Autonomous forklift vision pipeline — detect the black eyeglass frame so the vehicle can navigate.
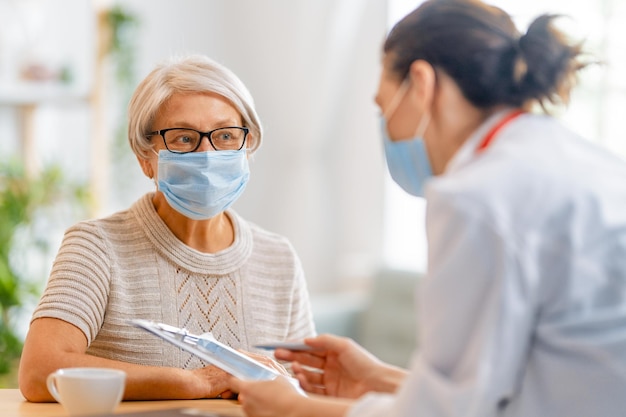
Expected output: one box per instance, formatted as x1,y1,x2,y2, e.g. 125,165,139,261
147,126,250,153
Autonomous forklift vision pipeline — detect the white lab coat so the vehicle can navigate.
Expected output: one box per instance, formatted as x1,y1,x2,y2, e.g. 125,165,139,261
349,110,626,417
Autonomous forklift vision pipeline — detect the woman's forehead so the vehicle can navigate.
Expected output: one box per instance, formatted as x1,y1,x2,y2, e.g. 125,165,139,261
154,92,242,127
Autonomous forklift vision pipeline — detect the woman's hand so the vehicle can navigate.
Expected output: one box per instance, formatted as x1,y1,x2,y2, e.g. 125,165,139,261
189,365,236,399
275,334,407,398
188,347,289,399
240,350,290,376
190,349,290,399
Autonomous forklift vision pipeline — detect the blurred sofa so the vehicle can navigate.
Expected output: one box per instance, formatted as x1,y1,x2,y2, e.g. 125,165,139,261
312,268,421,368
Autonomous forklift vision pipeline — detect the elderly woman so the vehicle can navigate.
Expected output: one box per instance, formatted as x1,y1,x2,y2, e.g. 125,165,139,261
19,55,315,401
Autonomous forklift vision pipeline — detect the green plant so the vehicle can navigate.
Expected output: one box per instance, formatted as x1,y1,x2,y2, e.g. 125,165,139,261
106,5,139,91
104,4,139,153
0,159,89,377
103,5,141,202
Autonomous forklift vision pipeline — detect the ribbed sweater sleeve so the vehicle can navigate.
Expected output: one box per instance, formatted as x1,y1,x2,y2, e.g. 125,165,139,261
34,221,112,342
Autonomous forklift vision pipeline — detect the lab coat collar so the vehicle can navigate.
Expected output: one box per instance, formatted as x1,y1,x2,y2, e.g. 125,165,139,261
444,107,519,174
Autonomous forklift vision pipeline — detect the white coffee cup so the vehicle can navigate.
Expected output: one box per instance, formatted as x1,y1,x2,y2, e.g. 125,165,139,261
46,367,126,416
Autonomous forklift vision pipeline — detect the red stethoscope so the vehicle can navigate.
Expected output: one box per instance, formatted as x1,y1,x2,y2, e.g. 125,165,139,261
475,109,525,153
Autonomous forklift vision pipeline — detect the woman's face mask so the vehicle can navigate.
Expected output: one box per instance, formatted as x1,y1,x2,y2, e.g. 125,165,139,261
155,149,250,220
380,79,432,197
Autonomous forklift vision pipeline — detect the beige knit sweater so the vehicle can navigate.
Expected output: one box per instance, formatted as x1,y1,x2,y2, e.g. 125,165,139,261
32,193,315,369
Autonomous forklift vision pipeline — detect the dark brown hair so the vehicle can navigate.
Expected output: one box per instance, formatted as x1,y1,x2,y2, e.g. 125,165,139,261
384,0,588,110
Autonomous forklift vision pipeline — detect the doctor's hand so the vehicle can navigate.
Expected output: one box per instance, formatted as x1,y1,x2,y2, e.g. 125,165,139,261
230,376,351,417
230,376,305,417
275,334,408,399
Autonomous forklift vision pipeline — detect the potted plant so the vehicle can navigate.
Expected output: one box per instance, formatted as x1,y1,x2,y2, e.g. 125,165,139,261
0,159,89,386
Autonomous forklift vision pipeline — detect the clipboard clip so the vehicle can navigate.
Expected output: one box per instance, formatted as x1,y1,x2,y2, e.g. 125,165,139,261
151,321,202,345
130,319,225,350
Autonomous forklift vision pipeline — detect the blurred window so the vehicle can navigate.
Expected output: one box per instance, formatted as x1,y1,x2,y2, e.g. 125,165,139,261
383,0,626,272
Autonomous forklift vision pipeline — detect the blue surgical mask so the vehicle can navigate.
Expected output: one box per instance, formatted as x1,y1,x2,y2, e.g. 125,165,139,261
381,118,432,197
156,149,249,220
381,80,433,197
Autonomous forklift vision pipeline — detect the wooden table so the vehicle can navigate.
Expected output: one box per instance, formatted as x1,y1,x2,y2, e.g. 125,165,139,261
0,389,244,417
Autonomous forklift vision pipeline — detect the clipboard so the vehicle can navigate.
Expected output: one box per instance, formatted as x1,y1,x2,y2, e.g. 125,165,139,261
130,319,280,381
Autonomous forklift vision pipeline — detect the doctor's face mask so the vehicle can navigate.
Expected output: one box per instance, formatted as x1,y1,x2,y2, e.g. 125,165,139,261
380,79,433,197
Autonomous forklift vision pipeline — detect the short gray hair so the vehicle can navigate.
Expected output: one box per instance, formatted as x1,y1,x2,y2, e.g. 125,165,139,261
128,54,263,158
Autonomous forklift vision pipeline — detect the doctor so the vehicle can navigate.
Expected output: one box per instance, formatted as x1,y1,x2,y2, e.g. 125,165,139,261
231,0,626,416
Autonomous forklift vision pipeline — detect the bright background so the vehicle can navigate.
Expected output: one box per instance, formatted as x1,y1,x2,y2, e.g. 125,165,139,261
1,0,625,366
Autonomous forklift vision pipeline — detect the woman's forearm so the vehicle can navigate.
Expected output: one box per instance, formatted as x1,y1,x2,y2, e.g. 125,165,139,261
20,350,213,402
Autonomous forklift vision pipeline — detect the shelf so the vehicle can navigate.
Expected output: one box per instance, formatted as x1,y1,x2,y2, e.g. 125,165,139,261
0,82,90,106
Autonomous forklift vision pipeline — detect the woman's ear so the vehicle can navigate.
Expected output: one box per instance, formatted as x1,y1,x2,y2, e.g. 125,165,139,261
137,154,155,179
407,60,436,111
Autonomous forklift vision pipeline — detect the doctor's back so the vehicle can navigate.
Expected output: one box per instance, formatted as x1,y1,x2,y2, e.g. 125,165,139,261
424,110,626,416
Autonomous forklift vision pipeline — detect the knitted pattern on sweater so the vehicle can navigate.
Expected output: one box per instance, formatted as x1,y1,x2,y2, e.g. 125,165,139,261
32,193,315,369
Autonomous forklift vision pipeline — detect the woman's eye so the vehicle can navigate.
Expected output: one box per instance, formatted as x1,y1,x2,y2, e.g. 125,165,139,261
171,134,193,144
216,132,233,141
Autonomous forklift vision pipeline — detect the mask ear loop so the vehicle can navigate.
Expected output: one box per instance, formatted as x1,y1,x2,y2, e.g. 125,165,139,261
384,78,431,140
149,148,159,186
414,112,430,138
383,79,411,121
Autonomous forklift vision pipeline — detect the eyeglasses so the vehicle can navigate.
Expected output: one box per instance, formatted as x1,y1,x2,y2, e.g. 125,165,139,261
148,126,249,153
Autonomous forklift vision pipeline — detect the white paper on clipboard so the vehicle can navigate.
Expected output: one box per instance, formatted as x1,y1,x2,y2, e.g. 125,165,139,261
130,319,280,381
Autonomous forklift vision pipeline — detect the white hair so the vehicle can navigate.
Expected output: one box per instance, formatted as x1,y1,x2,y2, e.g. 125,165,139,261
128,54,262,158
